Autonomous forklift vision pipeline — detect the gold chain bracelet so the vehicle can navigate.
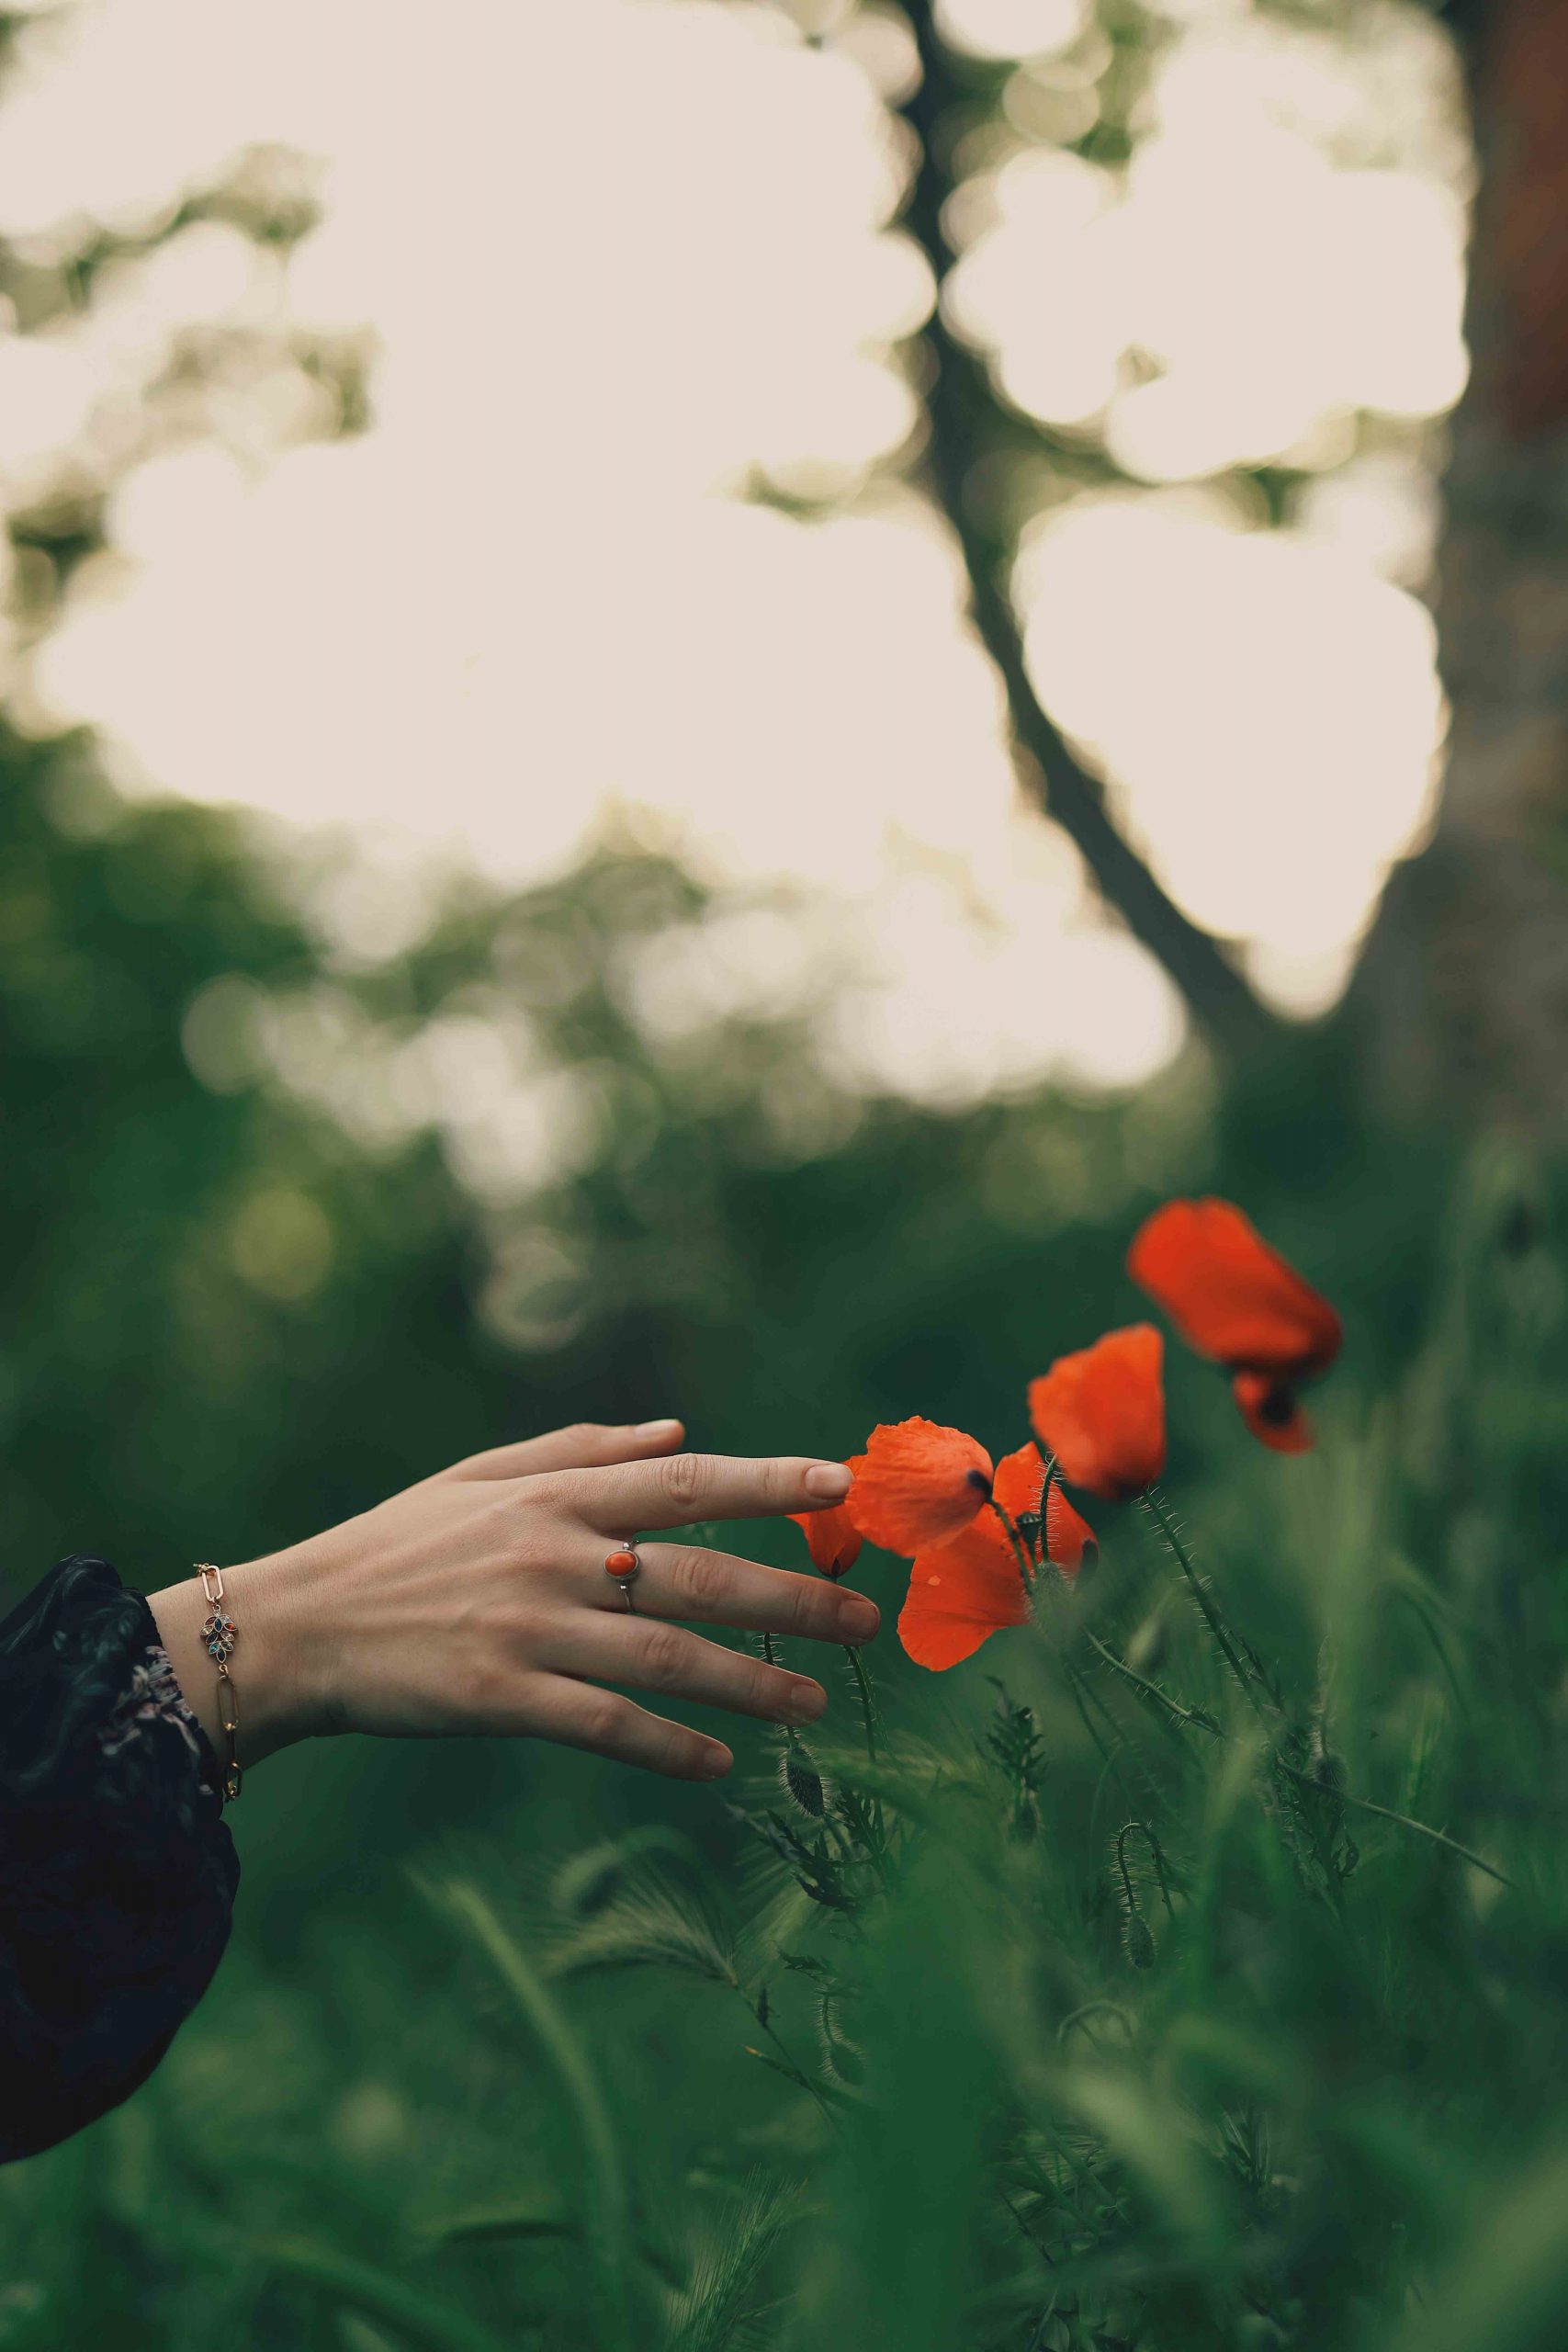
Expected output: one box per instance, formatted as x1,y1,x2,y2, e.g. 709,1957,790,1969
196,1563,243,1803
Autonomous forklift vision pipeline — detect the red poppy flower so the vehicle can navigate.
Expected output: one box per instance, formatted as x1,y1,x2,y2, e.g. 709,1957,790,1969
898,1442,1033,1670
1028,1325,1166,1500
1044,1484,1098,1575
1230,1372,1314,1454
1128,1197,1341,1453
788,1501,862,1580
845,1418,994,1556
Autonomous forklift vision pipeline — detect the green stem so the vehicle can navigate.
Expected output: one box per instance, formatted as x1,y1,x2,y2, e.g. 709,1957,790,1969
1277,1763,1516,1890
1140,1489,1270,1724
1063,1654,1135,1816
1117,1820,1177,1921
743,1989,840,2126
988,1496,1036,1589
1084,1628,1220,1741
844,1644,879,1762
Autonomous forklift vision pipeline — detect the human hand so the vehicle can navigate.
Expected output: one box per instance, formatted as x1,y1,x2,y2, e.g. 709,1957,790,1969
148,1419,874,1784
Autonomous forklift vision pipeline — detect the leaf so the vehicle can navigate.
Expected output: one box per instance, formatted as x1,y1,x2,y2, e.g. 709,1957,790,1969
661,2174,802,2352
545,1866,738,1986
416,1877,634,2352
243,2238,514,2352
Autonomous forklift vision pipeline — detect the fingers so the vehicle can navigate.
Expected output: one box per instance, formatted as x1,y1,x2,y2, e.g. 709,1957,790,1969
447,1419,685,1483
606,1543,879,1645
561,1451,852,1534
514,1674,734,1782
541,1613,828,1729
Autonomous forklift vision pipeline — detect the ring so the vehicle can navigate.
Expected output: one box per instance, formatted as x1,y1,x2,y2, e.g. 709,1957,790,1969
604,1543,642,1613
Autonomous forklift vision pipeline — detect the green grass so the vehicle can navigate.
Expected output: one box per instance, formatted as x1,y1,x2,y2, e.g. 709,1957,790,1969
5,1140,1568,2351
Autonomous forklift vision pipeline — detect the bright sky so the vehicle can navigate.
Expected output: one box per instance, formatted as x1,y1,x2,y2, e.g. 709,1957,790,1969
0,0,1469,1104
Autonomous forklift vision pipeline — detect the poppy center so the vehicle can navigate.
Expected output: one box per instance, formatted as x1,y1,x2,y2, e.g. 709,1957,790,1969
1256,1384,1295,1427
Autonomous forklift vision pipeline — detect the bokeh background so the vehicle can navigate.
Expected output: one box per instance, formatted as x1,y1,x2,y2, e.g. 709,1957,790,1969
4,0,1568,2346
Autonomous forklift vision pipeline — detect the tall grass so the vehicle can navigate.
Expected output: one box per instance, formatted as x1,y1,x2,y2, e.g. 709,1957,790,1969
3,1143,1566,2350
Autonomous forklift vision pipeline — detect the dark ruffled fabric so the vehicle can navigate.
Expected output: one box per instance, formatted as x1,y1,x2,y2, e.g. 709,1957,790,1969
0,1555,239,2164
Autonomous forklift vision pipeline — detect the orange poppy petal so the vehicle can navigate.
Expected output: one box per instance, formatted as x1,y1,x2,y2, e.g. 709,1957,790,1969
1128,1198,1341,1380
1029,1325,1166,1501
845,1419,994,1556
1231,1372,1314,1454
788,1502,863,1579
992,1442,1045,1526
897,1515,1030,1671
1044,1485,1098,1575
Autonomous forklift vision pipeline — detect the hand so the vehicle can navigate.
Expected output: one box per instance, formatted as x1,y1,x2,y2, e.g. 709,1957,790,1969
147,1419,875,1784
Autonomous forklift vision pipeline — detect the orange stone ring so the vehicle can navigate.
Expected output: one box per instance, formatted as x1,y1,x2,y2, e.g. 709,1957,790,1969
604,1543,642,1612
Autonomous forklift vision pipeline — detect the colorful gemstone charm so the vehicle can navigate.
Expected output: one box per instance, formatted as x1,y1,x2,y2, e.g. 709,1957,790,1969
202,1611,238,1663
604,1549,640,1580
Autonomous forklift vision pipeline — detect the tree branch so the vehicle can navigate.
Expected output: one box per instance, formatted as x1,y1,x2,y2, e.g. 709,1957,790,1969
895,3,1279,1062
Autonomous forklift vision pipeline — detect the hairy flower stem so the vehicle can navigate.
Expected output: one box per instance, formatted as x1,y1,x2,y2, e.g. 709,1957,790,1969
1063,1654,1139,1818
1117,1820,1176,1920
1140,1489,1271,1725
742,1990,840,2128
844,1645,879,1763
1276,1763,1517,1890
988,1498,1036,1589
1084,1628,1219,1742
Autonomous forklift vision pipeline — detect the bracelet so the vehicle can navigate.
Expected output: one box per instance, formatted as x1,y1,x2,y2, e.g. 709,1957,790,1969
197,1562,243,1803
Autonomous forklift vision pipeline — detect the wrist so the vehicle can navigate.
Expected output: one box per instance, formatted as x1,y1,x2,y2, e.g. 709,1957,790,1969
148,1548,328,1773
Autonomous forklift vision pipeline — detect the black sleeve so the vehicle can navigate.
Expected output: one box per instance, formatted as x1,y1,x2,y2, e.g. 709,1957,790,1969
0,1555,240,2164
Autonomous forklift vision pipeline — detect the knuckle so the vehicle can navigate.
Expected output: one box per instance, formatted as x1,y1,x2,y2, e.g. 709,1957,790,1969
463,1655,516,1718
660,1451,708,1510
528,1466,585,1517
578,1689,632,1750
786,1576,825,1635
560,1420,608,1453
675,1549,731,1609
750,1663,788,1713
637,1623,693,1687
656,1721,704,1779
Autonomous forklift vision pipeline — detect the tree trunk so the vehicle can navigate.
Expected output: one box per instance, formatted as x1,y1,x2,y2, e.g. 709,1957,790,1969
1355,0,1568,1133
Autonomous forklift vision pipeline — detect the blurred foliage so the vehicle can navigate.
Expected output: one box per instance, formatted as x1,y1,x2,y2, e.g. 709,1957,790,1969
6,3,1567,2347
6,713,1568,2350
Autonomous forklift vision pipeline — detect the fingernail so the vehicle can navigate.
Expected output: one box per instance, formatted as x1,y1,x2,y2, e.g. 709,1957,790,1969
700,1747,733,1780
786,1682,827,1724
803,1462,852,1499
636,1418,682,1437
839,1595,880,1641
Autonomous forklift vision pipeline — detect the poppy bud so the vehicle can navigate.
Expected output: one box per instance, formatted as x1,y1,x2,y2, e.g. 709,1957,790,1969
1122,1914,1156,1970
781,1741,826,1818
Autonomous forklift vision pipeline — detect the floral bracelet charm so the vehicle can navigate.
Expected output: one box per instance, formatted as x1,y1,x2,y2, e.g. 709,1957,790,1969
202,1610,237,1663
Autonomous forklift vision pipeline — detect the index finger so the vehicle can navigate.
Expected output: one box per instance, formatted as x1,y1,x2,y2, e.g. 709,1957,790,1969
557,1451,852,1534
